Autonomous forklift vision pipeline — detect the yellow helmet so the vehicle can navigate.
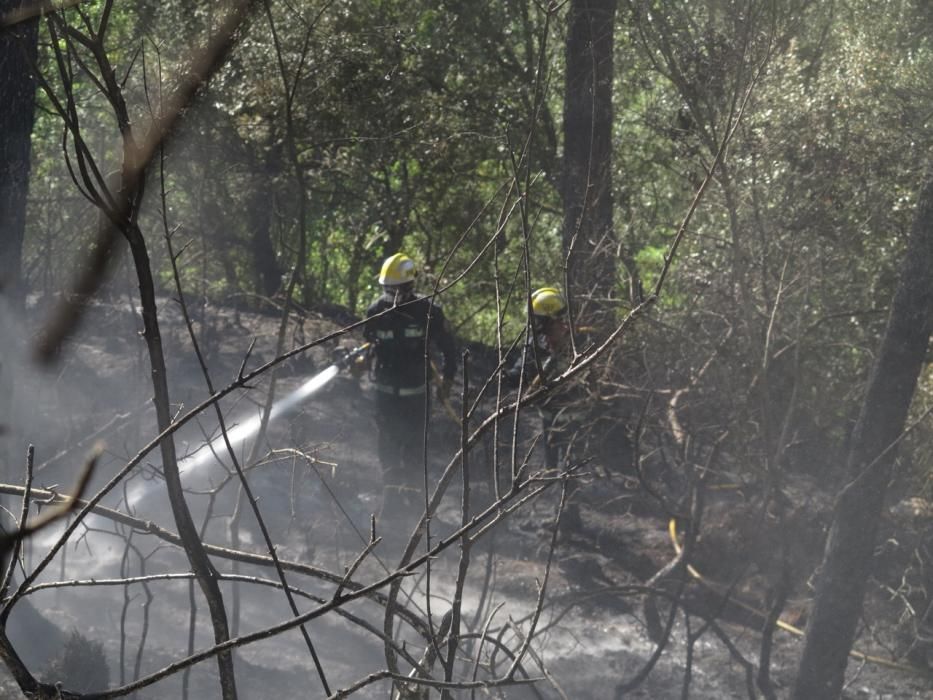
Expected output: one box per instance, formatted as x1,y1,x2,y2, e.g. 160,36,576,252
378,253,416,286
531,287,566,318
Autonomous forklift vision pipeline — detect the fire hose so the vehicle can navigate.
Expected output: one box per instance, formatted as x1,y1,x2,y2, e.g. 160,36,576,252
667,518,933,677
331,342,372,370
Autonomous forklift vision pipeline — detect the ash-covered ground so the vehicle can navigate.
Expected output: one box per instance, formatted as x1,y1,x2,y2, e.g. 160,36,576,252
0,297,929,699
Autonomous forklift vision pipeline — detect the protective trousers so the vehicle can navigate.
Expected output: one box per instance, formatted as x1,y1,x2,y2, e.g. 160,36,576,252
375,390,428,512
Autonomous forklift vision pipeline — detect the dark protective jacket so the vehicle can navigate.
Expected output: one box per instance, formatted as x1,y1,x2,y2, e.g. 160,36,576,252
504,326,592,470
506,331,559,387
364,292,458,395
504,327,586,418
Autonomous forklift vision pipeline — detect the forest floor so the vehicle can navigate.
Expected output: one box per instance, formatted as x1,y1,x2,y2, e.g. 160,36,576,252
1,297,931,699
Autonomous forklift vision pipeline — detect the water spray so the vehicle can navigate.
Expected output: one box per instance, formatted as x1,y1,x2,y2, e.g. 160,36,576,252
38,344,372,565
125,343,371,511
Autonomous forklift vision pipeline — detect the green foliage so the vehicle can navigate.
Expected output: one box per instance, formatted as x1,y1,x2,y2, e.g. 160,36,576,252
600,0,933,484
20,0,933,485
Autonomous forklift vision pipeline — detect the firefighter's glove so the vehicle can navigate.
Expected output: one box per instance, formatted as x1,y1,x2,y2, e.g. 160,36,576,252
436,377,453,403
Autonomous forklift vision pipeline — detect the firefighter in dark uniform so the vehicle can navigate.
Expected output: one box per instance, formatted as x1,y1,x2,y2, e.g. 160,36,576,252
505,286,590,533
364,253,458,515
505,287,581,470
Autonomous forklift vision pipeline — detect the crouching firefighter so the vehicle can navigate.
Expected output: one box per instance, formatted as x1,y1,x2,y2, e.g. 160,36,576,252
364,253,458,517
505,287,584,470
505,286,590,532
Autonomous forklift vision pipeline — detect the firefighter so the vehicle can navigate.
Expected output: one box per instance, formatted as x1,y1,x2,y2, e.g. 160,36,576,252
505,286,593,534
505,287,578,471
363,253,458,515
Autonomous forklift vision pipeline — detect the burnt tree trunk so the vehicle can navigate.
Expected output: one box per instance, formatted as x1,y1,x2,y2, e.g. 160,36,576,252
125,215,240,700
247,159,282,299
89,18,240,695
792,175,933,699
561,0,618,320
0,2,39,481
0,1,39,302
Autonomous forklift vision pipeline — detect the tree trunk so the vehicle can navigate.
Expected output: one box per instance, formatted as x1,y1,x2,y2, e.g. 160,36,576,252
0,2,39,481
108,48,241,698
0,1,39,303
561,0,618,320
248,162,282,299
124,214,239,699
792,175,933,699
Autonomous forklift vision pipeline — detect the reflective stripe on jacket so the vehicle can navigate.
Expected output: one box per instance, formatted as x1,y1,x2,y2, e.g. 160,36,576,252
363,293,458,392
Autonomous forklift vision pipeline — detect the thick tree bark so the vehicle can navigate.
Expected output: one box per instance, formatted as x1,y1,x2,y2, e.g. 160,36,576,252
0,1,39,303
561,0,618,319
792,175,933,699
